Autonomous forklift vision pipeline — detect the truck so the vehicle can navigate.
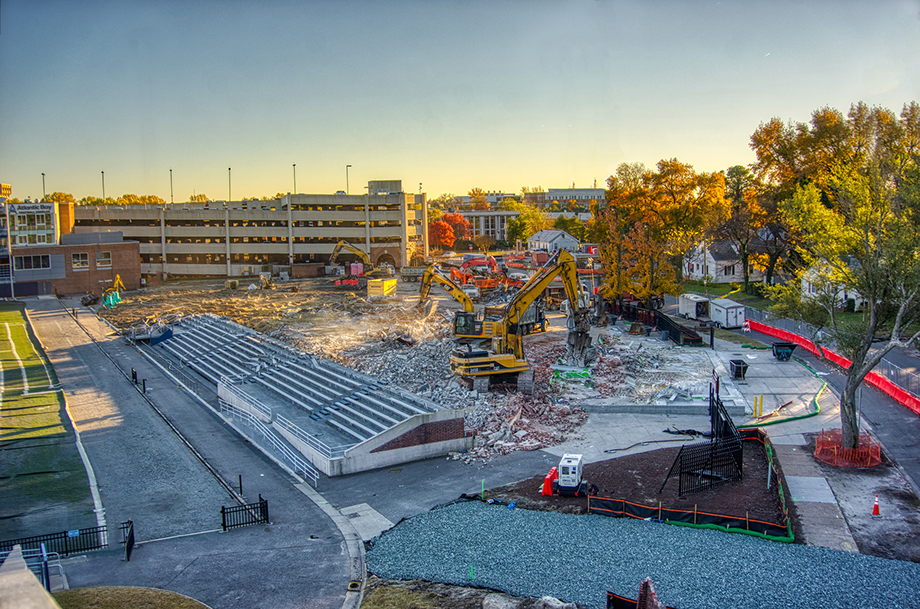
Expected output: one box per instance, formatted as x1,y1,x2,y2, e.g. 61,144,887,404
399,265,428,282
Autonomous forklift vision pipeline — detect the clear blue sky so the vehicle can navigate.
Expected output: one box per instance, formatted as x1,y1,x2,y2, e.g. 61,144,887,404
1,0,918,202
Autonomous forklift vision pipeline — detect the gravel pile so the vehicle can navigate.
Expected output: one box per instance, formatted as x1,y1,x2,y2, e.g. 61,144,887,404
366,500,920,609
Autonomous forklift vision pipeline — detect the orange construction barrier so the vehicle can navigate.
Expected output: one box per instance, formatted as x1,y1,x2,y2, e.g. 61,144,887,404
542,467,559,496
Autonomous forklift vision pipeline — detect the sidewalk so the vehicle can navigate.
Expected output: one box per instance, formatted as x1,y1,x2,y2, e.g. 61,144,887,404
25,298,355,609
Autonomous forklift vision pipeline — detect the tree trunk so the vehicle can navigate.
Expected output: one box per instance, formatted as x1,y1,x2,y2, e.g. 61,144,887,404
839,374,862,449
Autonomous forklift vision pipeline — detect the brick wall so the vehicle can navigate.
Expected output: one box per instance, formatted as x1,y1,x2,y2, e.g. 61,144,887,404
370,418,465,453
13,241,141,295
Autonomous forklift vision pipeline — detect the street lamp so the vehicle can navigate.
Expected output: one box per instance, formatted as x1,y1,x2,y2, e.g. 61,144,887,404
228,167,231,203
293,163,296,194
101,171,105,204
170,168,174,204
346,164,352,195
41,173,46,200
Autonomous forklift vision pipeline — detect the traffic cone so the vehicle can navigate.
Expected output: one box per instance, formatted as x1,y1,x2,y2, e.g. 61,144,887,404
872,494,880,516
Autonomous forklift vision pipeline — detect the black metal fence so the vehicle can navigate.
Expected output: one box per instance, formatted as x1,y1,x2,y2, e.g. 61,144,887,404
0,524,108,557
610,301,703,346
660,387,743,495
221,495,270,531
120,520,135,562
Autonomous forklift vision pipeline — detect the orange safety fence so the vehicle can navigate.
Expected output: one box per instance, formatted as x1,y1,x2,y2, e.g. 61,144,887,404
748,320,920,416
814,428,882,468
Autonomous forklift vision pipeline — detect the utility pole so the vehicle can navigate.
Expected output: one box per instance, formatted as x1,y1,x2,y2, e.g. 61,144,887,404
170,168,174,204
293,163,296,195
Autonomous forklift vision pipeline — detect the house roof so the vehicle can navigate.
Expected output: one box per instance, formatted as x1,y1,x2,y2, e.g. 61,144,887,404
527,229,578,243
708,241,740,261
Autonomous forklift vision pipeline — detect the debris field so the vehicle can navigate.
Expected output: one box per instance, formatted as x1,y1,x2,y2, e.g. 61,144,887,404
99,277,715,463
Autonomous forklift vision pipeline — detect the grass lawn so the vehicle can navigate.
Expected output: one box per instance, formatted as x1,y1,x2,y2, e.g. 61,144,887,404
0,301,96,541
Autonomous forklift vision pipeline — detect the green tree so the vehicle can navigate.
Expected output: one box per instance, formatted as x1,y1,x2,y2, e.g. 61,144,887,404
552,214,585,240
771,164,920,449
506,217,527,245
468,187,490,211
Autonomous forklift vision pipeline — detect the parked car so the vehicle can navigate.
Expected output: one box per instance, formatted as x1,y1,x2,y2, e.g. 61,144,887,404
442,250,457,258
460,283,481,300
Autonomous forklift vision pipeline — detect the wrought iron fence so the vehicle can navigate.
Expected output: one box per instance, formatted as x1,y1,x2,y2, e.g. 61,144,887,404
0,525,108,557
221,495,269,531
120,520,135,562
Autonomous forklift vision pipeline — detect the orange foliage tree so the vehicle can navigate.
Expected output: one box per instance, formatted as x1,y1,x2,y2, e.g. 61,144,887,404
428,220,456,249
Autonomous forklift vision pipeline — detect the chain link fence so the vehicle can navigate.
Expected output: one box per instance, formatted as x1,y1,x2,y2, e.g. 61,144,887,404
744,306,919,399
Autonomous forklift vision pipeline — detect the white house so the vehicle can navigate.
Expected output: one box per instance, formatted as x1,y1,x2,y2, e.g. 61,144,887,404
684,240,764,284
527,229,579,253
801,259,869,311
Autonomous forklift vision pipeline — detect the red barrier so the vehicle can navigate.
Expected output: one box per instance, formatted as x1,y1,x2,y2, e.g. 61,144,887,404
542,467,558,496
748,320,920,416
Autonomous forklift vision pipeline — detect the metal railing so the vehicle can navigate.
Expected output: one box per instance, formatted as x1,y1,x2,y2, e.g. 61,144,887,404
221,495,269,531
744,306,920,399
275,412,351,459
219,399,320,487
0,545,62,591
220,378,272,419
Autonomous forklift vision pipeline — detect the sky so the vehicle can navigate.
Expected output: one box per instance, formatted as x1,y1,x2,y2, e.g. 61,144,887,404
1,0,919,202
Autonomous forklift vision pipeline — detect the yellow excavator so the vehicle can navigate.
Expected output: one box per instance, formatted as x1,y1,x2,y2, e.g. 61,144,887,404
419,265,546,341
329,240,394,278
449,250,594,394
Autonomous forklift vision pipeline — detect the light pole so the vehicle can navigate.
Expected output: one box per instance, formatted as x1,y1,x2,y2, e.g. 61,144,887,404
41,173,46,200
169,168,174,204
101,171,105,204
293,163,296,194
346,164,352,195
228,167,231,203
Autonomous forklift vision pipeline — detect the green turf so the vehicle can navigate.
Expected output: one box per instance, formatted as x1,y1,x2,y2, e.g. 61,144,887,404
0,301,96,540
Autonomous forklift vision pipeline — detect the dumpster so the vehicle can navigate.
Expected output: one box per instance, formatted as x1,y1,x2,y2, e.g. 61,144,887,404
729,359,749,380
772,342,798,361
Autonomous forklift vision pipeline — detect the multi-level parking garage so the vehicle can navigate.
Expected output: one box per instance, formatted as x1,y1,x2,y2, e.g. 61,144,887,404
72,180,428,281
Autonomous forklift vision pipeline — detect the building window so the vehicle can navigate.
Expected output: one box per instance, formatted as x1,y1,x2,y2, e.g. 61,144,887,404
96,251,112,268
724,265,735,276
14,255,51,270
72,253,89,269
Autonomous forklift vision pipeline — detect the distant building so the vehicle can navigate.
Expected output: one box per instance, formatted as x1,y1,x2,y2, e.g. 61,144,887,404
1,195,141,297
527,229,580,253
457,191,519,205
72,181,428,281
523,188,604,209
683,240,765,284
458,209,519,242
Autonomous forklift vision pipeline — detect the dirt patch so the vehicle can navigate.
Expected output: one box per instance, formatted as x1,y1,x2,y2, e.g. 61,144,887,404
805,433,920,562
486,441,795,528
361,576,584,609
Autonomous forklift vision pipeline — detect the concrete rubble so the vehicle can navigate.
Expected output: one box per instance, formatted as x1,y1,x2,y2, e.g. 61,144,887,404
99,281,717,465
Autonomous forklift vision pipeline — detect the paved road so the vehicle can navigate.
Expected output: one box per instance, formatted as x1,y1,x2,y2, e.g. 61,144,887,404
27,299,351,609
740,326,920,495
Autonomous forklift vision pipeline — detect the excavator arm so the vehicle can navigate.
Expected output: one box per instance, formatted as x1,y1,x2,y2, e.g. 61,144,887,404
419,265,474,313
329,240,371,265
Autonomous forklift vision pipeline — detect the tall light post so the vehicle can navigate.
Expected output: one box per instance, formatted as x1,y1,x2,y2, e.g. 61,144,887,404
41,173,46,200
169,168,174,204
228,167,231,203
293,163,296,194
101,171,105,204
346,164,352,195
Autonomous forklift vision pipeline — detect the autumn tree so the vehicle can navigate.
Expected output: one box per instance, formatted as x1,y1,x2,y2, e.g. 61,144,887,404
597,163,647,303
503,198,550,238
468,187,490,211
472,234,495,253
428,220,456,249
441,212,471,241
711,165,768,292
189,193,209,203
45,192,76,204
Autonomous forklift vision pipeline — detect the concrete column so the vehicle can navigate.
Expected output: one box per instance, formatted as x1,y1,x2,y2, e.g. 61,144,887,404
159,207,167,280
225,206,231,276
286,194,294,265
421,194,429,261
364,194,371,255
400,194,408,267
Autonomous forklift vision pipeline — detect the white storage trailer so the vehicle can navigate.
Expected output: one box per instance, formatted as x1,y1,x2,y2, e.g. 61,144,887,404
709,298,746,329
678,293,710,320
